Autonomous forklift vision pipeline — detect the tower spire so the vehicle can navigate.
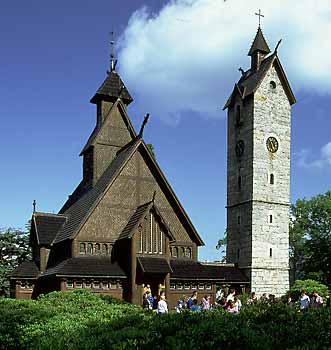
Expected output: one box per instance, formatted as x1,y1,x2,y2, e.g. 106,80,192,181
108,31,118,74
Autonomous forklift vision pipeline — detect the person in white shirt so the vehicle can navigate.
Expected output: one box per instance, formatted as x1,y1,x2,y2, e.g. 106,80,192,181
299,290,310,313
157,291,168,314
226,288,236,303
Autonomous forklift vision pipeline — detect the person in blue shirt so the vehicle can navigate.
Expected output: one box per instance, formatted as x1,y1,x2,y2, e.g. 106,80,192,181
190,299,201,312
187,291,197,310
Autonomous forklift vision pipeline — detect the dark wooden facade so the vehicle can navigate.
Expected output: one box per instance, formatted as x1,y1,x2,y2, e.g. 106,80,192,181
11,68,248,308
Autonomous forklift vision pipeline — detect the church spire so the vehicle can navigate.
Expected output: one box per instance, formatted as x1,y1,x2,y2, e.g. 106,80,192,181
248,10,271,71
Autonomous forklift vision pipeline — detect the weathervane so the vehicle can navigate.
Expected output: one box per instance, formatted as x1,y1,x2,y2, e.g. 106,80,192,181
255,9,264,27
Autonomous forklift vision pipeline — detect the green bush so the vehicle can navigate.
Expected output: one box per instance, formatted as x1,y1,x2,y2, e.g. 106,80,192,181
289,279,329,300
1,290,331,350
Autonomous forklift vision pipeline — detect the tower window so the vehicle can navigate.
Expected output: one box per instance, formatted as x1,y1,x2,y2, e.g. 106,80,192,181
87,243,93,255
237,215,241,225
79,243,86,255
238,176,242,190
269,248,273,257
270,173,274,185
269,215,273,224
237,248,240,259
235,105,241,125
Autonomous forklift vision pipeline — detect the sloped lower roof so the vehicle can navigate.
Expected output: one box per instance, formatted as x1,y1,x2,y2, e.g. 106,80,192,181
170,260,249,282
10,261,39,279
54,136,204,246
138,257,172,274
119,201,175,241
90,71,133,105
41,257,126,278
223,54,296,109
33,212,67,245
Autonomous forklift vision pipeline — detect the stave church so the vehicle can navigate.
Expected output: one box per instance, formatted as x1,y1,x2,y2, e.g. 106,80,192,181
11,20,295,306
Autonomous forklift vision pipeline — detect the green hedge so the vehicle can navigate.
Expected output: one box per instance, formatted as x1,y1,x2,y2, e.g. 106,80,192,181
1,290,331,350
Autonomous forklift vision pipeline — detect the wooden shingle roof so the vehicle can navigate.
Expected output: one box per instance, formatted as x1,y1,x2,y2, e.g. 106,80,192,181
138,257,173,274
10,261,39,279
248,26,271,56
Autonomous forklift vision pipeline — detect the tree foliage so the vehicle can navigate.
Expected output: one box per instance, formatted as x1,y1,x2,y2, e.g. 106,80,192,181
0,227,31,296
289,191,331,285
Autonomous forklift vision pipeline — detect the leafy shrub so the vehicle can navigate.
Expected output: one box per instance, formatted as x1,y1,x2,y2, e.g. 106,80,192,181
289,279,329,300
1,290,331,350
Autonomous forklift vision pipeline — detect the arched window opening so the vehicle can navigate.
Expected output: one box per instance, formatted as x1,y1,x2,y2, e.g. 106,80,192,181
80,243,86,255
102,244,108,255
138,226,143,253
109,244,113,256
87,243,93,255
186,248,192,259
270,173,274,185
181,247,185,257
159,231,163,254
95,243,101,255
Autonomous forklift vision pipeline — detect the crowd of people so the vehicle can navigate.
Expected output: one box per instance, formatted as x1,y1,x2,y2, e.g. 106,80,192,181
142,286,331,314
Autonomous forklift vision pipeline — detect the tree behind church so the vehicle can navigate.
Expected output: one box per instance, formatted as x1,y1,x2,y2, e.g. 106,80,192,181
0,227,31,296
289,191,331,285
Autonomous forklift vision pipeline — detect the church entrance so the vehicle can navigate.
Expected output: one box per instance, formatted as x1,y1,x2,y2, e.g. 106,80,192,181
143,275,165,298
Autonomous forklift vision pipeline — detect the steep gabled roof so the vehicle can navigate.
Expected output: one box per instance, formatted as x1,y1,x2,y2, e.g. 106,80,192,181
118,201,175,241
223,53,296,109
90,70,133,105
40,256,126,278
248,26,271,56
79,99,137,156
138,257,173,274
54,136,204,247
10,261,39,279
32,212,67,246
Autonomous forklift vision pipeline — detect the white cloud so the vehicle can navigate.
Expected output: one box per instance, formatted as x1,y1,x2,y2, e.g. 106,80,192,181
118,0,331,123
295,142,331,169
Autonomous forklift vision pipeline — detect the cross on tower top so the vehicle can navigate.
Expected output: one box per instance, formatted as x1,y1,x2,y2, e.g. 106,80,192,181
108,30,118,73
255,9,264,27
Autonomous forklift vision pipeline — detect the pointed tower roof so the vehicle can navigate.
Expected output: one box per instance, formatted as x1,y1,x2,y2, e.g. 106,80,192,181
90,70,133,105
248,26,271,56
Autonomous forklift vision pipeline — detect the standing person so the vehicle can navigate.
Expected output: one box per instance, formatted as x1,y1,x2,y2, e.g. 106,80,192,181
157,291,168,314
286,296,294,308
227,300,238,314
312,291,323,308
187,291,197,310
215,288,223,303
234,296,242,312
226,288,236,303
176,296,186,313
142,293,151,310
247,292,258,305
191,299,201,312
146,291,154,309
201,294,211,310
299,290,310,314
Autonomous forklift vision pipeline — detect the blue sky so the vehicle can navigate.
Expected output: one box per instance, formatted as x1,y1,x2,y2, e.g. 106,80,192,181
1,0,330,261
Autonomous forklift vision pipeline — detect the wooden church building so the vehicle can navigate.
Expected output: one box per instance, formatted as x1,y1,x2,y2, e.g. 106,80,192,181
10,40,249,308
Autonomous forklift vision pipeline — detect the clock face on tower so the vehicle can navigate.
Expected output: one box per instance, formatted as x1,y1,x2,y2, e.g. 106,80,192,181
266,136,279,153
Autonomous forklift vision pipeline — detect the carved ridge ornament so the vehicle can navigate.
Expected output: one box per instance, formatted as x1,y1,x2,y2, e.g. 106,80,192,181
266,136,279,153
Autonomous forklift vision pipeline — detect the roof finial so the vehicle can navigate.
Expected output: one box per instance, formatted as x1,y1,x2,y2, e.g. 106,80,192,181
255,9,264,28
108,30,118,74
274,39,282,53
33,200,36,213
138,113,150,137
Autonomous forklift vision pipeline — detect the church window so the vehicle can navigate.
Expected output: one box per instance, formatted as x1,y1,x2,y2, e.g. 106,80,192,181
270,173,274,185
149,213,153,253
159,231,163,254
186,248,192,259
109,244,113,256
102,244,108,255
170,247,173,257
93,281,100,289
138,226,143,253
143,217,148,253
76,281,82,288
269,215,273,224
206,284,212,290
238,176,242,190
184,283,190,290
170,282,176,290
270,81,276,90
154,222,158,253
237,248,240,259
87,243,93,255
198,284,205,290
84,281,91,288
95,243,101,255
270,248,273,257
177,283,183,290
237,215,241,225
80,243,86,255
173,247,178,258
66,280,73,288
181,247,185,257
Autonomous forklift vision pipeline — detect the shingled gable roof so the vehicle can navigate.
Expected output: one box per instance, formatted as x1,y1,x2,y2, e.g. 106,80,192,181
32,212,67,246
40,256,126,278
79,99,137,156
90,70,133,105
119,200,175,241
53,135,204,246
223,53,296,110
10,261,39,279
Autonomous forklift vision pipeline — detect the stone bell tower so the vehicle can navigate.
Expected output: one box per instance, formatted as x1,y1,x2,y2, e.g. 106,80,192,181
223,21,296,296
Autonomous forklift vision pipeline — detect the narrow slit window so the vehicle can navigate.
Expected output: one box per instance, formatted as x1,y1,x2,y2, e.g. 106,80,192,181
149,213,153,253
181,247,185,257
144,217,148,253
269,215,273,224
80,243,86,255
237,215,241,225
154,222,158,253
95,243,101,255
270,173,274,185
102,244,107,255
237,248,240,259
270,248,273,257
87,243,93,255
159,231,163,254
238,175,242,190
138,226,143,253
